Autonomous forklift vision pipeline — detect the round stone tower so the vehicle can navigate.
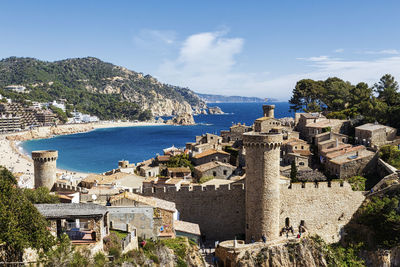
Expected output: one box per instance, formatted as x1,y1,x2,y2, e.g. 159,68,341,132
243,132,282,242
32,150,58,190
262,105,275,118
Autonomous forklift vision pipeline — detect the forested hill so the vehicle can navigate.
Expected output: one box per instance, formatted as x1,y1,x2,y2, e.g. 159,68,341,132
0,57,206,120
197,93,272,103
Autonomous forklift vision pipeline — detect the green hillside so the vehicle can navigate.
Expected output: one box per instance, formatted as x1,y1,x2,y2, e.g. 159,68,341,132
0,57,205,120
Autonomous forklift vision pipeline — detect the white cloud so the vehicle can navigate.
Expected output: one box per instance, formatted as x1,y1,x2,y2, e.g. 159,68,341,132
133,29,176,47
296,55,332,62
156,31,400,100
363,49,399,55
334,48,344,53
157,31,245,92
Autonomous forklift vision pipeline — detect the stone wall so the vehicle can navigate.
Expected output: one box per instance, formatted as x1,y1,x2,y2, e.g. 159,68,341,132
280,181,365,243
107,206,155,239
142,184,245,241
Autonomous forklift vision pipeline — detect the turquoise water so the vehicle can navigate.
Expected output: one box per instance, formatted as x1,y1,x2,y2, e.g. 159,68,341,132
22,102,293,173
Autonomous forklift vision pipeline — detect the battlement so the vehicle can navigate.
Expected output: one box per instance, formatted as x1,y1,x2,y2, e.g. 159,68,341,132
32,150,58,162
243,132,283,148
142,183,245,195
53,182,88,193
284,180,352,190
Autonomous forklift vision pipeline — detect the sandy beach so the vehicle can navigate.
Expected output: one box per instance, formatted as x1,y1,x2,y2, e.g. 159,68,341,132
0,121,162,188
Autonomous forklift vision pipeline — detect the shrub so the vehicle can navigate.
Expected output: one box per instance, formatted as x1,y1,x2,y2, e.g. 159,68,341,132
199,176,213,184
93,252,108,266
347,176,367,191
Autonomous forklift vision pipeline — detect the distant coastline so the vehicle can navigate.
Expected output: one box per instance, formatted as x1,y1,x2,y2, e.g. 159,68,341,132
197,93,276,103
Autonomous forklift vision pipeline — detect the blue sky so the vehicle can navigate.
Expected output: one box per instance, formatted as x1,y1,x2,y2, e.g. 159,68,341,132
1,0,400,100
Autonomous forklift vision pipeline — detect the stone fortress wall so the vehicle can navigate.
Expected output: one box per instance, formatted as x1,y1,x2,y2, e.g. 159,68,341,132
141,179,364,243
142,184,246,241
280,181,365,243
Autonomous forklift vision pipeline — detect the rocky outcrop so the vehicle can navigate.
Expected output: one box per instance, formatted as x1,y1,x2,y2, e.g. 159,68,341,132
166,113,195,125
235,239,329,267
361,246,400,267
124,238,205,267
208,106,224,114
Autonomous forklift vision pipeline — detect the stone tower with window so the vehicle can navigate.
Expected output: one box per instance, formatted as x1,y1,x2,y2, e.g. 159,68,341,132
243,124,283,241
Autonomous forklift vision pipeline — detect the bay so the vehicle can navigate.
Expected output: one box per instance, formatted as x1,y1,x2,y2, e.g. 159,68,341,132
22,102,293,173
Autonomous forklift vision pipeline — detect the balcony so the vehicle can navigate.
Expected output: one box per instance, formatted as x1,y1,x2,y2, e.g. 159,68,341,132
64,222,97,244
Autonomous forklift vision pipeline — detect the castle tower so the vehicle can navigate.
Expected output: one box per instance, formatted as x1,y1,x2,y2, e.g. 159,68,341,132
262,105,275,118
32,150,58,190
243,132,282,242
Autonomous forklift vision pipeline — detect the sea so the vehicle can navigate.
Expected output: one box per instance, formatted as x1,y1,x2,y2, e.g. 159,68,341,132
22,102,293,173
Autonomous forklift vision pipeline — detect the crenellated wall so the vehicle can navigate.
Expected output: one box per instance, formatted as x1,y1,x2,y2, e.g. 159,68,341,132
280,181,365,243
142,184,246,241
53,182,87,193
141,179,365,243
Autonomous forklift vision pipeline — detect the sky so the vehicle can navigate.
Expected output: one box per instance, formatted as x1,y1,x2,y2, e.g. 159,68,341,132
1,0,400,100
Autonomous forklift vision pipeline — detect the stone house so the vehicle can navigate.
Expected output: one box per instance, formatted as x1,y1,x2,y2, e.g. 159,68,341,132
35,203,109,254
295,112,326,139
315,132,349,151
192,149,230,166
355,123,397,148
109,192,177,239
186,133,223,155
194,161,236,180
167,167,192,180
253,117,282,133
156,155,171,166
139,163,159,178
303,119,350,144
220,123,252,143
281,138,312,167
323,145,377,178
320,143,352,158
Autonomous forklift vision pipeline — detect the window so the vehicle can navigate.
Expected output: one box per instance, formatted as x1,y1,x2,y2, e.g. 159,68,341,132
285,217,290,227
223,170,227,175
213,171,217,177
148,171,151,176
299,162,305,166
301,146,304,149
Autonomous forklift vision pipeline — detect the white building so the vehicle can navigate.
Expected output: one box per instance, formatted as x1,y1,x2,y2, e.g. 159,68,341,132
5,85,27,93
71,111,99,123
50,100,66,112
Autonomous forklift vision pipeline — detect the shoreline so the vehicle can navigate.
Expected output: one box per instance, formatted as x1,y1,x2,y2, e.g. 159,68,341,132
0,121,163,188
